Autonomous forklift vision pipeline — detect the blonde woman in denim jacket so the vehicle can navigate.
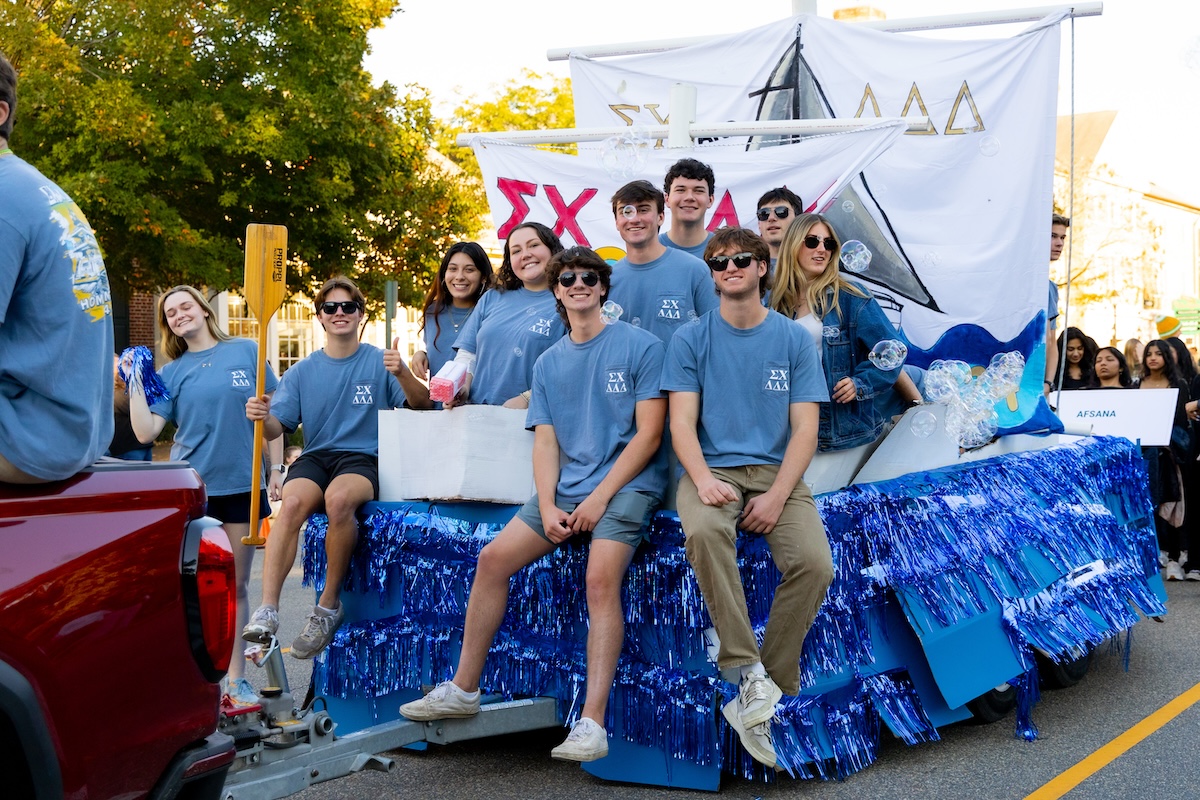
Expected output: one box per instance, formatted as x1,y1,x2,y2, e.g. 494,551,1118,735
770,213,908,451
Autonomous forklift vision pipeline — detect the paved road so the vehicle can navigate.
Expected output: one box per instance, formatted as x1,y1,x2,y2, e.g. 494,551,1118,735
235,557,1200,800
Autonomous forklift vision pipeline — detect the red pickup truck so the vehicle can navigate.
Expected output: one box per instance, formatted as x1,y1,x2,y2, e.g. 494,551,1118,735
0,461,237,799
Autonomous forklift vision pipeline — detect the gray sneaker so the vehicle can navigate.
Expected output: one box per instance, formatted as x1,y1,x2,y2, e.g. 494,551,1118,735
290,605,345,659
736,672,782,729
399,680,481,721
242,605,279,643
551,717,608,762
722,697,776,768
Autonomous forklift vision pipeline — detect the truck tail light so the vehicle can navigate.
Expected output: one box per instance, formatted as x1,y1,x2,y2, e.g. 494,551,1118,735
182,517,236,681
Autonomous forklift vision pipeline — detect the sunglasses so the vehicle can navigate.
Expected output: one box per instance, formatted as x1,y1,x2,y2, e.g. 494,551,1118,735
558,271,600,288
320,301,361,315
706,252,756,272
756,206,791,222
803,235,837,251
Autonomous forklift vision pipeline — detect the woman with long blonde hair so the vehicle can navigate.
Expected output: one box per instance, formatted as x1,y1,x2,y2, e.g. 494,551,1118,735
770,214,908,451
128,285,283,704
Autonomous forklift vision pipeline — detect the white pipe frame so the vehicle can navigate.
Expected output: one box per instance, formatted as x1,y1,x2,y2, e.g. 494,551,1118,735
544,2,1102,61
454,117,927,149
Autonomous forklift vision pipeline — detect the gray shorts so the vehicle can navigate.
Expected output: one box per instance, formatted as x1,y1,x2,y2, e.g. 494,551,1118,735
516,490,658,548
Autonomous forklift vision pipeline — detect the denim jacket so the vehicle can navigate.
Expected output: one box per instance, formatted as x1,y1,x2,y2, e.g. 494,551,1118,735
816,283,902,451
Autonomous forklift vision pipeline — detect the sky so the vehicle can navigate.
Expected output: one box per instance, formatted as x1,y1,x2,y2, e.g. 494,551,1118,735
364,0,1200,199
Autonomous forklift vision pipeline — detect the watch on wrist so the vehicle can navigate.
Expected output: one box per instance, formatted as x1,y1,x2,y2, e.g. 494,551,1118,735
271,464,286,474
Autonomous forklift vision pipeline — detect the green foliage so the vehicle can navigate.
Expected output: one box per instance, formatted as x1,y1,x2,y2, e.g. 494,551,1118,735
2,0,486,310
435,69,574,182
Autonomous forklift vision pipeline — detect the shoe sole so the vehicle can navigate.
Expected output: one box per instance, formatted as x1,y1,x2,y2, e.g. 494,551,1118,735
242,626,276,644
398,704,480,722
739,681,783,729
722,698,776,768
551,745,608,762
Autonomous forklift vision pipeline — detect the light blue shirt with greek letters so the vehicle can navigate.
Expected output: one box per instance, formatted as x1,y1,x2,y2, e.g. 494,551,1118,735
453,287,565,405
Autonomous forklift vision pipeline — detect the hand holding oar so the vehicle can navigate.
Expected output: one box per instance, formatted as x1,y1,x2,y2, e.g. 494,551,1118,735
241,223,287,546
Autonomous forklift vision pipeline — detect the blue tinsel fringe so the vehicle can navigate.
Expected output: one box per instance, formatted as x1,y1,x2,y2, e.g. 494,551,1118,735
302,436,1157,778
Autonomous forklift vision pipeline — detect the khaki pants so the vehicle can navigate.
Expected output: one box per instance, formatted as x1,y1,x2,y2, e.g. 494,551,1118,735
676,464,834,696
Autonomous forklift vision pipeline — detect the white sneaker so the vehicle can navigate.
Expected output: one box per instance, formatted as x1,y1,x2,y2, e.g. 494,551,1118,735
736,672,782,729
399,681,481,721
1186,570,1200,582
550,717,608,761
722,697,776,768
242,605,279,643
1166,561,1185,582
1159,550,1169,568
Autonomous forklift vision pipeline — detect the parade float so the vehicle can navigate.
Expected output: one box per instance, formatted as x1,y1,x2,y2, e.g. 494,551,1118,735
217,3,1166,795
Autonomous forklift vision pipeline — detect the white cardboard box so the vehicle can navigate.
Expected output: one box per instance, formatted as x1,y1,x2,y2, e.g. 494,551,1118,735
378,406,535,504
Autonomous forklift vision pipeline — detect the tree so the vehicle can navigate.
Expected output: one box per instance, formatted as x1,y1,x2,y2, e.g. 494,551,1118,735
435,69,575,183
2,0,485,310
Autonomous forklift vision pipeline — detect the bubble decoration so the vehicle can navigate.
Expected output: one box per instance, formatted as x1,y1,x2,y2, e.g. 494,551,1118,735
868,340,908,371
840,240,872,274
601,301,624,325
926,351,1026,449
910,408,938,438
978,135,1001,157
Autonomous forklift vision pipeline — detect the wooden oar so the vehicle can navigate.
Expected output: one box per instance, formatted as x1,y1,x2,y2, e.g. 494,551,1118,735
241,223,287,546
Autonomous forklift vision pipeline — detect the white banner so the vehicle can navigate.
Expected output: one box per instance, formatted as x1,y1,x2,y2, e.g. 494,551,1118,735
471,121,906,257
569,13,1064,433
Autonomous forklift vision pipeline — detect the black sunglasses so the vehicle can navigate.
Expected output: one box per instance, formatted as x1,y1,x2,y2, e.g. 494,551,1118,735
756,206,791,222
803,235,837,251
320,301,361,315
558,271,600,288
706,252,755,271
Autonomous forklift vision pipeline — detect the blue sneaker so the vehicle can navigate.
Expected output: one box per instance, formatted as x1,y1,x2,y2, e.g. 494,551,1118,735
226,677,258,706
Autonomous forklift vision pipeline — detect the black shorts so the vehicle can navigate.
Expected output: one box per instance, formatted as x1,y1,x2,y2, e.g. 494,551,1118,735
207,489,272,524
284,450,380,499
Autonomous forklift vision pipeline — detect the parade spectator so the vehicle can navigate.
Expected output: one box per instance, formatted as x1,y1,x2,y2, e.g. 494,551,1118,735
447,223,565,408
1044,214,1068,395
401,247,667,763
108,357,153,461
128,285,282,704
755,187,804,269
1124,338,1144,377
0,50,114,483
662,226,833,768
410,242,493,384
1091,347,1133,389
660,158,715,258
770,213,916,451
1167,336,1200,582
243,277,430,658
1138,339,1191,582
1054,327,1098,390
606,180,718,346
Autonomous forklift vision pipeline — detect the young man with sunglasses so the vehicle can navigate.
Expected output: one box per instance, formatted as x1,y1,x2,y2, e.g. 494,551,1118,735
607,179,719,346
244,276,430,658
661,158,717,258
755,187,805,269
662,227,833,768
401,247,667,764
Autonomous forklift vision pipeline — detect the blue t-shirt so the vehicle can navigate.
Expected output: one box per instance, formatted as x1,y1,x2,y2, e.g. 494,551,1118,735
453,287,565,405
527,322,667,502
0,152,114,480
659,230,713,260
662,310,827,467
608,248,719,345
424,304,475,379
151,338,278,496
1048,280,1059,326
270,344,405,456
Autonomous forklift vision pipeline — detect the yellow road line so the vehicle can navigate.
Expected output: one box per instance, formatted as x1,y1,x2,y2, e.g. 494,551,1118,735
1026,681,1200,799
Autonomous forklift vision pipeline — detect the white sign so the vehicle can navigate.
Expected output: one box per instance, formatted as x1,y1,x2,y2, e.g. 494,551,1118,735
1054,389,1178,446
378,406,535,504
471,121,906,255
